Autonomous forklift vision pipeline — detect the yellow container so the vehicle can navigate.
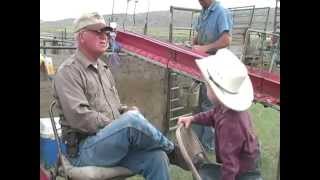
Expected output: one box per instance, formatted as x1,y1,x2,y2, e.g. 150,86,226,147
40,54,45,64
44,57,55,76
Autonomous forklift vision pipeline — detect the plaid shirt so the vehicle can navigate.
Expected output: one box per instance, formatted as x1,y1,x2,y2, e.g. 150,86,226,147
193,105,259,180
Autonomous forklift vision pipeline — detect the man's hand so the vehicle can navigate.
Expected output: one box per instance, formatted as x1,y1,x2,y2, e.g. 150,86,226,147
128,106,139,112
178,116,194,128
192,45,209,53
119,105,139,114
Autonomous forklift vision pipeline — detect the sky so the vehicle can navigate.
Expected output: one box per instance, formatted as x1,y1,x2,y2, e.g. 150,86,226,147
40,0,279,21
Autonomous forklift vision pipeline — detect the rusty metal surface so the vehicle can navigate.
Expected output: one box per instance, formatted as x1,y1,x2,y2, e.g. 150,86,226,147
116,30,280,105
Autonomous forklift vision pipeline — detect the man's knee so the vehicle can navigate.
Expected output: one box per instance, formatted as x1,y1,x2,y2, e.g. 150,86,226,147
148,150,169,167
122,111,147,127
154,150,169,161
139,150,170,180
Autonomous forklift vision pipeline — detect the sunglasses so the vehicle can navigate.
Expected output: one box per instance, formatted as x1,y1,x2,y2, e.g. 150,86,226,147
85,29,111,37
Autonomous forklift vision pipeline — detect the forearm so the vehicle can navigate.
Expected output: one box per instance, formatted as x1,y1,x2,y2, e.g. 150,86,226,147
66,106,111,134
192,109,215,126
192,35,198,45
205,33,231,51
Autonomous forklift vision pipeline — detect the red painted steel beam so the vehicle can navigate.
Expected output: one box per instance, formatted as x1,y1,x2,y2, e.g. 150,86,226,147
116,30,280,106
40,166,50,180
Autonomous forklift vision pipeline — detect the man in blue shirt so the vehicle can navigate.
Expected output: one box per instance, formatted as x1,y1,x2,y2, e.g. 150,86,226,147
193,0,233,54
192,0,233,151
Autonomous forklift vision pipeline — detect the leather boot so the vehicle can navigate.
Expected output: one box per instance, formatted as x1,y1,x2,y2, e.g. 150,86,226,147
168,144,190,171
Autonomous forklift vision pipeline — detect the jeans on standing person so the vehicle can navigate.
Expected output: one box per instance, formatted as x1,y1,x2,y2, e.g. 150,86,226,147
70,110,174,180
192,82,215,151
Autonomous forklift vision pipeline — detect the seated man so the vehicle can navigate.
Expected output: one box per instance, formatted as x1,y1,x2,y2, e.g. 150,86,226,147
53,12,187,180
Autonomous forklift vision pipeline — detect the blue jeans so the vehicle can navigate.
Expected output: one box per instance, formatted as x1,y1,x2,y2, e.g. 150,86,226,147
192,124,215,151
70,111,174,180
193,83,215,151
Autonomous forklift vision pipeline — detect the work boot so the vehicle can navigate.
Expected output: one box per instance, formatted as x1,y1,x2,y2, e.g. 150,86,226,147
168,144,190,171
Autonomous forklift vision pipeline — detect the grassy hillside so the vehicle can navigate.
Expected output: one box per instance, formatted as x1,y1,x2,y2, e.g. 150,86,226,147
40,8,278,34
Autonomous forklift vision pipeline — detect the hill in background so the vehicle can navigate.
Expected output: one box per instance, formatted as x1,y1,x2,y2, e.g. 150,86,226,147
41,8,277,33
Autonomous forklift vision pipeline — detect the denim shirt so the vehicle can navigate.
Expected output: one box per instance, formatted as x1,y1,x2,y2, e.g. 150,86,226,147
196,1,233,45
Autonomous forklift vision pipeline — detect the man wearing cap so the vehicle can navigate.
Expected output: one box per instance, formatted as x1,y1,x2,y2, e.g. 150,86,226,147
53,12,188,180
178,49,261,180
191,0,233,152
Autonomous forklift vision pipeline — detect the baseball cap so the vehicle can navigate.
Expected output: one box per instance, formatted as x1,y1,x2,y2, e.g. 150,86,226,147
73,12,112,33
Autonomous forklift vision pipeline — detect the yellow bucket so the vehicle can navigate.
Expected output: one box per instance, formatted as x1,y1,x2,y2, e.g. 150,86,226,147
40,54,45,64
44,57,55,76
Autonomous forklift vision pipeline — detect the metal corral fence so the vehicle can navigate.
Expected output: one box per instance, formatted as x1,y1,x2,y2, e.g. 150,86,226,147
167,5,278,58
168,5,276,41
40,4,279,47
241,29,280,73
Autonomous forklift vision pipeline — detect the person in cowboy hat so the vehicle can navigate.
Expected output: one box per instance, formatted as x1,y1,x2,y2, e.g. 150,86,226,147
191,0,233,153
178,49,262,180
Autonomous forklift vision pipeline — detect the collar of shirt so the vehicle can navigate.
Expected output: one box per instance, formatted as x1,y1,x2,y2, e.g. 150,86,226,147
75,50,110,70
215,104,231,114
92,63,98,69
201,1,220,20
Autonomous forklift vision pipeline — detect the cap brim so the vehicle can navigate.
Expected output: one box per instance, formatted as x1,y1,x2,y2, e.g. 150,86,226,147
85,23,113,32
195,55,254,111
101,26,113,31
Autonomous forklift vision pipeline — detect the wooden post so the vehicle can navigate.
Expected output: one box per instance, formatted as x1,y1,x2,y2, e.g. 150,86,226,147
64,28,67,40
144,0,150,35
189,12,194,41
164,69,172,135
169,6,173,42
52,37,58,54
264,7,270,31
43,41,46,55
273,0,280,33
249,6,255,27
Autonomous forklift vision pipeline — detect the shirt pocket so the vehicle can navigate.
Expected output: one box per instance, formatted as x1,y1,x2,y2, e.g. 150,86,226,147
101,68,118,95
85,75,100,104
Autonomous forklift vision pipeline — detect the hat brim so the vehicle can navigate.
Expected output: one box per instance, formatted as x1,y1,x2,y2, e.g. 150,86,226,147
195,55,254,111
84,23,113,32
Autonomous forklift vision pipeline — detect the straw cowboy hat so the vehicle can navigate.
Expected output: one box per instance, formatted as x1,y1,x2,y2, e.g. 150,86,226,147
195,48,254,111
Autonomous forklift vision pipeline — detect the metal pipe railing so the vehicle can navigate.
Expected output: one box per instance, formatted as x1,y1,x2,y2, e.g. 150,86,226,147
40,38,74,44
40,46,76,50
170,6,201,12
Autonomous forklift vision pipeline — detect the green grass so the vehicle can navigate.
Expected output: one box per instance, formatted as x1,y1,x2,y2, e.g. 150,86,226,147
128,165,193,180
250,103,280,180
128,103,280,180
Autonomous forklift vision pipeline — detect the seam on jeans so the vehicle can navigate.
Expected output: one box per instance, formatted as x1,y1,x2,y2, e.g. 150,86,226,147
81,126,160,150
